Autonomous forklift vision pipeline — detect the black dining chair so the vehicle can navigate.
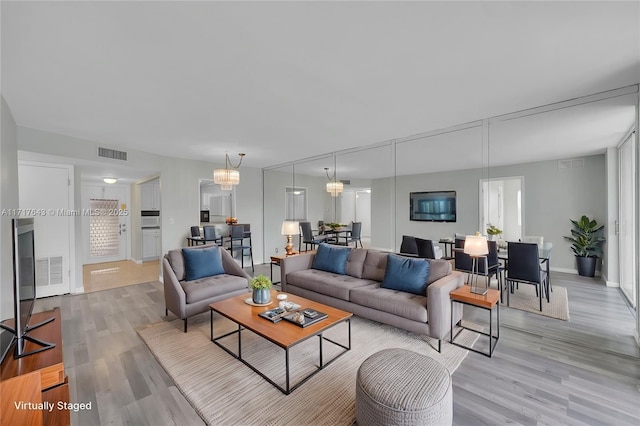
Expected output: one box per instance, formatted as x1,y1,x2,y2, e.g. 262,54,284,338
399,235,418,256
228,224,254,272
505,242,549,311
190,226,201,238
203,226,222,246
340,221,362,248
415,237,437,259
298,221,326,252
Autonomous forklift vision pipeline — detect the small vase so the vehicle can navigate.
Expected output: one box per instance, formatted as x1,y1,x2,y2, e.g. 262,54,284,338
487,234,495,241
252,288,271,304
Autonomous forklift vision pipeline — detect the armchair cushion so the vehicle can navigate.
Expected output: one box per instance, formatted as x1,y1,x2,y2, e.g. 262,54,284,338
381,254,430,295
182,246,224,281
312,243,352,275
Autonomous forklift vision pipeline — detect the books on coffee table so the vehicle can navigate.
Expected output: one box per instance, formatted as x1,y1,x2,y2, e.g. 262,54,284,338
258,303,302,323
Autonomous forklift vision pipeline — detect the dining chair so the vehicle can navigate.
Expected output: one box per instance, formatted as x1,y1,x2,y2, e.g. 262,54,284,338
228,224,254,272
415,237,436,259
203,226,222,246
342,221,363,248
505,242,549,311
298,221,326,252
455,238,503,298
190,226,201,238
522,236,544,247
399,235,418,256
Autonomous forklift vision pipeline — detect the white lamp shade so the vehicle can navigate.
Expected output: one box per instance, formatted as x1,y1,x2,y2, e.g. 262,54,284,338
464,234,488,256
281,221,300,235
326,181,343,197
213,168,240,190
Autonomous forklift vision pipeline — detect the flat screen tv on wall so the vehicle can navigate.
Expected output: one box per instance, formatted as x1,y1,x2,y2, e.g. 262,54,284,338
410,191,457,222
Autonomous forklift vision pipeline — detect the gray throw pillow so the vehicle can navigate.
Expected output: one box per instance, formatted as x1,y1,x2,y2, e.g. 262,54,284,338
426,259,452,285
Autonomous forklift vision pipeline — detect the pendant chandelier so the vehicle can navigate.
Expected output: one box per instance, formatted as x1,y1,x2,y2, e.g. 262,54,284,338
324,167,343,197
214,153,245,190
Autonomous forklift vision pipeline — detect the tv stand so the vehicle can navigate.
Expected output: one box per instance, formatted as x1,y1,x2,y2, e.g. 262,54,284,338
0,316,56,358
0,308,69,426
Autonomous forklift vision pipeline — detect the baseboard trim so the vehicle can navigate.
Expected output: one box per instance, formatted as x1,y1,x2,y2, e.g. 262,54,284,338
131,258,143,264
550,266,602,277
73,286,85,294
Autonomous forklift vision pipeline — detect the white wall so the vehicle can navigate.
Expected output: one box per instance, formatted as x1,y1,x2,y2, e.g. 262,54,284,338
0,96,19,320
16,127,265,275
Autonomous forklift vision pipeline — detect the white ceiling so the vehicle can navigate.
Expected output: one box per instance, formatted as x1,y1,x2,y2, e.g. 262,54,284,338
2,1,639,172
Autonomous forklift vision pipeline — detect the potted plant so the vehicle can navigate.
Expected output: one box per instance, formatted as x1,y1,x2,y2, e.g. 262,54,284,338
563,215,605,277
486,224,502,241
250,274,272,304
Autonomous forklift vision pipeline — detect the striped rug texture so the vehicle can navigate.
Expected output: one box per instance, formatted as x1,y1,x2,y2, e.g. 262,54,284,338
138,313,478,425
500,284,570,320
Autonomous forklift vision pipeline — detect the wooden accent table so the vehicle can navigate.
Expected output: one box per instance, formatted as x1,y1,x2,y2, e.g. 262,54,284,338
449,286,500,357
0,308,70,426
209,290,352,394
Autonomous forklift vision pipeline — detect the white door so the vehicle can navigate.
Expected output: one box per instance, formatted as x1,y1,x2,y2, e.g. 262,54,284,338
619,134,637,308
18,162,73,297
82,184,130,264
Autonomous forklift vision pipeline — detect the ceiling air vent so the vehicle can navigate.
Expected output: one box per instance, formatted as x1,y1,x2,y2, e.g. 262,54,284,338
558,158,584,170
98,147,128,161
340,179,351,185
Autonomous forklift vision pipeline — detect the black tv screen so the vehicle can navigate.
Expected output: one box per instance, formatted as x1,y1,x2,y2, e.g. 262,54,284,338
410,191,457,222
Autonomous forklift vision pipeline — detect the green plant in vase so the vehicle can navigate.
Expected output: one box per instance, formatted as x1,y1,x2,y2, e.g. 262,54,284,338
250,274,272,304
486,224,502,241
563,215,605,277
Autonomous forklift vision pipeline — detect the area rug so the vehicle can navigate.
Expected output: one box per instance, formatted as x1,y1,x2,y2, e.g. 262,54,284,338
499,284,570,320
138,314,478,426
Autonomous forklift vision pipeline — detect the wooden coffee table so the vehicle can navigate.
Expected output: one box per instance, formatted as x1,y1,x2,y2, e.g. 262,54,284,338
209,290,352,394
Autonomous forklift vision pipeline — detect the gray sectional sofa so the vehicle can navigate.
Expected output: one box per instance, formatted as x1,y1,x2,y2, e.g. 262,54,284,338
163,244,250,332
280,247,464,352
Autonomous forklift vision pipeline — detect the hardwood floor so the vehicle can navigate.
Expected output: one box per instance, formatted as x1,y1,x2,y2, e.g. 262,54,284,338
83,260,160,293
33,267,639,426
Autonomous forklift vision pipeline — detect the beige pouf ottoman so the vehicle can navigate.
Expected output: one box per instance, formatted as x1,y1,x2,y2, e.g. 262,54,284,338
355,348,453,425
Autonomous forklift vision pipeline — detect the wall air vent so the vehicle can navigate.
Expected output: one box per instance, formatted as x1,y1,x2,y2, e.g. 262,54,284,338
340,179,351,185
558,158,584,170
98,147,128,161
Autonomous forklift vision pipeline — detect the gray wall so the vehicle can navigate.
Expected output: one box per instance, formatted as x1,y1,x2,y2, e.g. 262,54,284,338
372,155,607,272
0,95,19,320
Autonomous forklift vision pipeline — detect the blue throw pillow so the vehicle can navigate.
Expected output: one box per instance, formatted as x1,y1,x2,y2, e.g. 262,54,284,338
381,254,431,295
182,246,225,281
311,243,352,275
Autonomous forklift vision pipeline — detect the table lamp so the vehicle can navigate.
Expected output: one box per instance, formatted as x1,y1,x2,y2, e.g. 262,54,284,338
464,232,489,295
281,221,300,256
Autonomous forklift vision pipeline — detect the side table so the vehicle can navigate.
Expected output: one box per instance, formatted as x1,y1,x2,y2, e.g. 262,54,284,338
449,286,500,357
270,252,299,284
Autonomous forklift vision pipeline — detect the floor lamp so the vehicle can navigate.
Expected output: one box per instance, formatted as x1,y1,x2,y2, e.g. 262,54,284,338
465,233,489,295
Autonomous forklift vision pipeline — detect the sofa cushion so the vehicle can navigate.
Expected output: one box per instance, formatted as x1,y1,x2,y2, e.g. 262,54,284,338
346,248,367,278
182,246,225,281
426,259,452,285
167,249,186,281
350,284,429,323
287,269,377,300
381,254,430,295
312,243,352,275
181,274,247,304
362,251,388,282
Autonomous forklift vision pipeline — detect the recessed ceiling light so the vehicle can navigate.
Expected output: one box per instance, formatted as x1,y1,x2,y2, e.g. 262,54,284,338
103,177,118,184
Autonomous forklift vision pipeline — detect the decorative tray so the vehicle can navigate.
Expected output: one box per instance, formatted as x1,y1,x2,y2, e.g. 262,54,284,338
244,298,273,307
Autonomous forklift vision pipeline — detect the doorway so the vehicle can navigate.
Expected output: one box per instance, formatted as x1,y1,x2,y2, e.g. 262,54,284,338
82,184,130,264
479,177,523,242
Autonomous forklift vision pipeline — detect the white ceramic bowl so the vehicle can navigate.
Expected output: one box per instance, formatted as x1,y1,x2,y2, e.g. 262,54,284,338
276,294,288,301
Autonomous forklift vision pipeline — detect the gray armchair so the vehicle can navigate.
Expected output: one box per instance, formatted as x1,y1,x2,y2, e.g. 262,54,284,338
163,244,250,332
